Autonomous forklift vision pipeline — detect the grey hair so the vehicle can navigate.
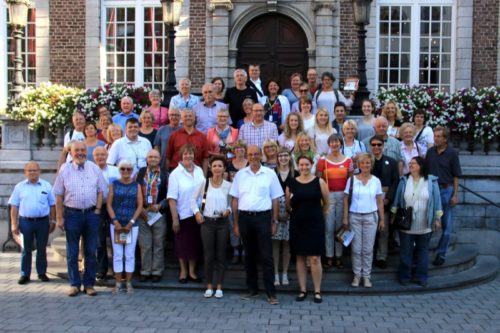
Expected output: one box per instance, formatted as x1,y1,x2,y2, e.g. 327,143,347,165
234,68,248,79
118,159,134,169
121,96,134,104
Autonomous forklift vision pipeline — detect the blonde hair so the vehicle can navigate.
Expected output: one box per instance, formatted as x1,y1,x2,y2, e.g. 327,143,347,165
262,139,279,162
313,107,334,134
357,153,374,168
140,110,155,122
381,101,403,121
283,112,304,139
342,119,358,134
399,122,416,137
106,123,123,143
295,132,316,154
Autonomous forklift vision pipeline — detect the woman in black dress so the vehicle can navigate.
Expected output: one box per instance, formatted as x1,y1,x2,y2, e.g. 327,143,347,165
286,155,329,303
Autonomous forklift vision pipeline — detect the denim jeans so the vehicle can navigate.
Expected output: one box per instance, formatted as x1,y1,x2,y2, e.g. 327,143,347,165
64,210,100,288
398,231,432,283
19,217,49,277
96,210,110,275
436,187,454,259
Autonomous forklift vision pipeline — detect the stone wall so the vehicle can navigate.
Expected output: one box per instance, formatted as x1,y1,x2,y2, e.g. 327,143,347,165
471,0,499,87
49,0,86,88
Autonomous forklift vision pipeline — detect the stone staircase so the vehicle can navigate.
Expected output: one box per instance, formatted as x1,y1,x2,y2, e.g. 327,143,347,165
48,231,499,294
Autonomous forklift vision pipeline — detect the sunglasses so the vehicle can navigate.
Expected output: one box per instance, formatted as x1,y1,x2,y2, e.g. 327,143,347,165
120,167,133,171
299,89,308,92
371,143,383,147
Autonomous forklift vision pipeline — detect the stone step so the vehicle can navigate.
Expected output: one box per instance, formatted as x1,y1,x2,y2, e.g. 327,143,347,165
48,252,498,295
47,233,493,294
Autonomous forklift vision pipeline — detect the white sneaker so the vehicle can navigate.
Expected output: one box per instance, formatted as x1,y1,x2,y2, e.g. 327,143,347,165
214,289,223,298
351,276,360,287
204,289,214,298
281,274,289,286
363,277,372,288
274,274,280,286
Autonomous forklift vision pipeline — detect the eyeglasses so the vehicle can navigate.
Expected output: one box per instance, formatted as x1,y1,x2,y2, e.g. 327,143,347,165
299,89,308,92
120,167,133,172
278,154,290,158
371,143,383,147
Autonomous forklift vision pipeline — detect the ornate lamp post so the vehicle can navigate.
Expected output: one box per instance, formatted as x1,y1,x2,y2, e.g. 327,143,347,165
351,0,372,115
161,0,183,106
6,0,31,106
2,0,30,253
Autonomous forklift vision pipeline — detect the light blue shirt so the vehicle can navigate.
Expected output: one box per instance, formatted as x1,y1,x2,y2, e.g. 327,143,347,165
100,165,120,200
169,94,200,110
193,101,230,134
112,112,140,131
8,178,55,218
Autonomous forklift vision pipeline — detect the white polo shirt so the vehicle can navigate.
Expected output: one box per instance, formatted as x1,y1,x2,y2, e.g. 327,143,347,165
167,164,205,220
106,135,152,175
229,165,284,211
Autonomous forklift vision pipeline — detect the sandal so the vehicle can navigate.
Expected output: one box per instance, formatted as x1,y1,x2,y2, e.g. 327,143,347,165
335,258,344,269
323,259,333,269
313,292,322,304
295,291,308,302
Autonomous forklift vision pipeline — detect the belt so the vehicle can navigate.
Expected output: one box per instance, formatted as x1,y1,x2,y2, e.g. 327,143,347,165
204,216,226,223
350,211,377,215
64,206,96,213
20,216,49,221
439,183,452,189
239,210,271,216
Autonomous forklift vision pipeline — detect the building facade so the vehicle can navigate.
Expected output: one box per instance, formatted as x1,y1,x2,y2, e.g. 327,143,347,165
1,0,499,108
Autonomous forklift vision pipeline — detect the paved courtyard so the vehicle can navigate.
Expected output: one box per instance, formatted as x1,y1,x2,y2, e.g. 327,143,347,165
0,252,498,333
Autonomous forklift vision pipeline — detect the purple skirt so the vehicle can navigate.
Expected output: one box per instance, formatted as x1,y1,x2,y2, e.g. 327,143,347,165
174,216,201,260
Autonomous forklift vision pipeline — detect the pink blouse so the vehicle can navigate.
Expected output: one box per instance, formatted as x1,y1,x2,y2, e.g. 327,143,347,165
146,106,169,129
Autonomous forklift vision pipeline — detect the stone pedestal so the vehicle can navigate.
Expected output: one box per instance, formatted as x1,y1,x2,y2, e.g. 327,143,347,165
0,116,31,150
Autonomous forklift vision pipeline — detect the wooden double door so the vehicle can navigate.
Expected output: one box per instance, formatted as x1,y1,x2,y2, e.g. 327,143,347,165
237,14,309,89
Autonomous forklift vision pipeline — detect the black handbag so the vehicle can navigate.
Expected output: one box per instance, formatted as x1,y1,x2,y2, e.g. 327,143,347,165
394,206,413,230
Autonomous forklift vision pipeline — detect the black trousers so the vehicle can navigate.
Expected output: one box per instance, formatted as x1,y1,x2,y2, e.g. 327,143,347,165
238,211,276,296
96,210,110,274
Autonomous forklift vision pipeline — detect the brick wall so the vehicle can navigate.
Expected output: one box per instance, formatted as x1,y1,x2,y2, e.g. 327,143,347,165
189,0,206,90
49,0,86,88
339,0,359,81
471,0,499,87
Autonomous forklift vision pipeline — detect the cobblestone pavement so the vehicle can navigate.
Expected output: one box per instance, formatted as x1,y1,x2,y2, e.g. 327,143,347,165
0,253,498,333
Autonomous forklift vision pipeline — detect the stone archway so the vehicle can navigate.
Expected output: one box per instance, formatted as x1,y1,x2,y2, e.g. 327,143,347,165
236,13,309,89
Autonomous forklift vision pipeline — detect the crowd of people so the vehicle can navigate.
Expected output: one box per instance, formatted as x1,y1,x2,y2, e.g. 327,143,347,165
8,66,462,305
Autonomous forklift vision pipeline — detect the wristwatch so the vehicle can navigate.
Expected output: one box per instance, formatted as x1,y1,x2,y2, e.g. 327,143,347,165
129,219,135,224
273,220,279,225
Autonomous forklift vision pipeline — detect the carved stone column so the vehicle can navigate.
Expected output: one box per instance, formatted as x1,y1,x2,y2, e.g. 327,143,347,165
207,0,233,84
313,1,338,77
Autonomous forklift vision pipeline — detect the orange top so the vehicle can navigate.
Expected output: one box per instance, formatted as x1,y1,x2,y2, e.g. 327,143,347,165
317,156,352,192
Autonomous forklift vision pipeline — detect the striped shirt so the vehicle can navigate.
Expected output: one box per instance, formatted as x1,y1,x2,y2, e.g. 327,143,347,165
317,157,352,192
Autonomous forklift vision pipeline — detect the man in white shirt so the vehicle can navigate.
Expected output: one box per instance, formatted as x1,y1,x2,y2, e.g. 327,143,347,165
230,145,283,305
107,118,152,176
57,112,86,170
247,64,267,105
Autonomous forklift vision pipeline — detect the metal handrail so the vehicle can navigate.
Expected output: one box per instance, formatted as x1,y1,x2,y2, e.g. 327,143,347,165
2,204,21,253
459,184,500,209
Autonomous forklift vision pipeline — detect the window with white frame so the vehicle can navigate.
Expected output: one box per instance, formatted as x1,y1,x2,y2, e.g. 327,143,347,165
377,2,454,92
6,8,36,92
103,3,167,89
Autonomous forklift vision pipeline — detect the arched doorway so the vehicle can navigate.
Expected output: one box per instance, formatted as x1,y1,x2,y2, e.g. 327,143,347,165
237,14,308,89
